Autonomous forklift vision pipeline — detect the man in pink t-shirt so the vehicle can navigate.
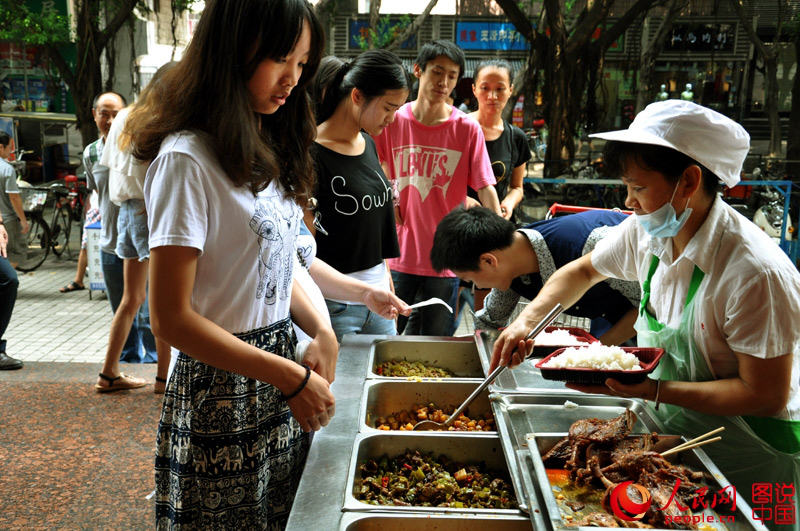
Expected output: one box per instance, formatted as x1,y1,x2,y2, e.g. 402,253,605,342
375,39,501,336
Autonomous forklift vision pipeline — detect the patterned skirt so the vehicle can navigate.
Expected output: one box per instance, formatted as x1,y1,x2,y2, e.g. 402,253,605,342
154,318,309,530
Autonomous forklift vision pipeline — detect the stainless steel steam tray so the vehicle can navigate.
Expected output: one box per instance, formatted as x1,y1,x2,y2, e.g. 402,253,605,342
489,393,666,531
527,432,767,531
342,432,523,517
338,512,533,530
367,336,485,380
359,380,495,433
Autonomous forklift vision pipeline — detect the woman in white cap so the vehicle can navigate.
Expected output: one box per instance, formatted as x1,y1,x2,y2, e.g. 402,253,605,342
491,100,800,521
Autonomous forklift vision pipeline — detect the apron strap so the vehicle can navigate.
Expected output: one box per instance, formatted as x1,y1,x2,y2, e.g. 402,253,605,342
639,255,663,330
640,255,704,332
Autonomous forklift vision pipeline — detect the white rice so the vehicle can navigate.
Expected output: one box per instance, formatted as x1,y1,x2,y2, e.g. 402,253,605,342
542,343,641,370
534,329,587,346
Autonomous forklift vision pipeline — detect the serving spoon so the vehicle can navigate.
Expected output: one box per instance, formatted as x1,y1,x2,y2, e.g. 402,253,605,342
412,303,563,431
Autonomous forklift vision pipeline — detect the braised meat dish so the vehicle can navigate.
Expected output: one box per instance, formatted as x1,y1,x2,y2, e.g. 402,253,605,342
542,411,714,529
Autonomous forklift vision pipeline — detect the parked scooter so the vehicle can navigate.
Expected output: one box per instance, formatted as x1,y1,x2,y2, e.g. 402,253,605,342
752,187,794,243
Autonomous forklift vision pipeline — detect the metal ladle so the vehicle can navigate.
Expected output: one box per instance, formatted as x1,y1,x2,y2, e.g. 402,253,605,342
412,303,563,431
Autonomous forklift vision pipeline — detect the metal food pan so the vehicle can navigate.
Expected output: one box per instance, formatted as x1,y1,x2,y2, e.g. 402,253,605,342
527,432,767,531
343,432,522,516
339,512,533,530
368,337,484,379
360,380,495,432
490,393,665,450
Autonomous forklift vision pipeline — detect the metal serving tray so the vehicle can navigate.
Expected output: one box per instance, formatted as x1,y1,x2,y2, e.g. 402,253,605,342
527,432,767,531
490,393,665,448
475,330,593,393
368,336,485,380
339,512,533,530
490,393,665,531
360,380,495,433
343,432,522,516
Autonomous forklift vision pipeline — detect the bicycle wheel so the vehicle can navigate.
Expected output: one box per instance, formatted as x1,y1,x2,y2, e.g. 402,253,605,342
16,215,51,272
50,205,72,257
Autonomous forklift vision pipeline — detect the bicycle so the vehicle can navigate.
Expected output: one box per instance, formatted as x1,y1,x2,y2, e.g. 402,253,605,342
15,187,51,272
45,174,88,259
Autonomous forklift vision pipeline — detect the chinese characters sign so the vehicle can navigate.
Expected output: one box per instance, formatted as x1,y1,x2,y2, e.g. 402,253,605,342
455,22,529,51
752,483,796,526
665,23,736,52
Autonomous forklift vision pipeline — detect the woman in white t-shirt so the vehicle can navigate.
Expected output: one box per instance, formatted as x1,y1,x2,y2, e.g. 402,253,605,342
310,50,410,342
125,1,335,528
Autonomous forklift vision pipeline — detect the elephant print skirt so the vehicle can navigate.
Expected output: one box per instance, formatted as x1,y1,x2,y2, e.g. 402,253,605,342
154,318,310,530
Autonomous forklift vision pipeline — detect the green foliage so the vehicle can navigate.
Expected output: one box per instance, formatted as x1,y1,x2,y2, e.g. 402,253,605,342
357,14,411,49
0,1,70,45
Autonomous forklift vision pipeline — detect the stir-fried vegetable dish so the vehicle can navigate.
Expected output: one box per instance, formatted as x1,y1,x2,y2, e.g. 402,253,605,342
373,403,495,431
356,450,517,509
375,359,454,378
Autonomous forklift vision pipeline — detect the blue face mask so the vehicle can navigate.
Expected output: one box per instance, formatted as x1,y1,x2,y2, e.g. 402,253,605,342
637,181,692,238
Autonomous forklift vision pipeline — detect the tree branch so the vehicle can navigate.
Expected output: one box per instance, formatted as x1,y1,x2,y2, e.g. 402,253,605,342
96,0,139,50
597,0,661,51
729,0,771,59
386,0,438,51
494,0,534,42
44,44,76,88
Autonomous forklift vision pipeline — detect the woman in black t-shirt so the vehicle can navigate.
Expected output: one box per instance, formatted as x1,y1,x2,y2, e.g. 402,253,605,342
469,59,531,221
311,50,410,341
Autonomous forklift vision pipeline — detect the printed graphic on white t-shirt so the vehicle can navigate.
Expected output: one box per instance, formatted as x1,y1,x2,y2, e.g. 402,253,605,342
390,144,462,201
249,195,297,305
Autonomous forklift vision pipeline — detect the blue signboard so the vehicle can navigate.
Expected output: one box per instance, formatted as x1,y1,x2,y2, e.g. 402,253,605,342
349,19,417,50
456,22,529,51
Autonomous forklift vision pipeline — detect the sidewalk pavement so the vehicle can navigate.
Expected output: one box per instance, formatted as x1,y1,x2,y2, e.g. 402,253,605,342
9,253,112,363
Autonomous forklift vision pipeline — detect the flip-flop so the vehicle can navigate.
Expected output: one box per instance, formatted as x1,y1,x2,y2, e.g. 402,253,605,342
60,281,85,293
95,372,147,393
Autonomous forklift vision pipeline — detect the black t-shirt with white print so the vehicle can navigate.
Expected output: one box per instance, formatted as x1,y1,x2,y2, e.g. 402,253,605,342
312,132,400,274
485,121,531,199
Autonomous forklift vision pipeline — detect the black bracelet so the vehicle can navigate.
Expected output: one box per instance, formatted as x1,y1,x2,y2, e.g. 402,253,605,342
282,364,311,400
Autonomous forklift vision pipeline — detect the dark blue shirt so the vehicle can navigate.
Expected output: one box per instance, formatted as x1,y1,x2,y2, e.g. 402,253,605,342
511,210,634,331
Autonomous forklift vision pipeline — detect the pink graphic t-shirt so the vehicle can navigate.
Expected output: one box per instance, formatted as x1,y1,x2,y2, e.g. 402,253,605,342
375,103,495,277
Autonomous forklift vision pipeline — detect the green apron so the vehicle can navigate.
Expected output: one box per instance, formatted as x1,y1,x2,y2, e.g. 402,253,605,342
638,255,800,530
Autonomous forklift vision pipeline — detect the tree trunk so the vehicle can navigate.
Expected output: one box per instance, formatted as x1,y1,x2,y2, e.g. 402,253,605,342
787,37,800,179
368,0,381,49
764,53,782,156
636,0,687,112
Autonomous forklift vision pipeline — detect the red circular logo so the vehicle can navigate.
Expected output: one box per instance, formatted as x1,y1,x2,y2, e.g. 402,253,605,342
610,481,652,521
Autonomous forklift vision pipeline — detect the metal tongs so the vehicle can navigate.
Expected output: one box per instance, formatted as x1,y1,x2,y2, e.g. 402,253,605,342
412,303,563,431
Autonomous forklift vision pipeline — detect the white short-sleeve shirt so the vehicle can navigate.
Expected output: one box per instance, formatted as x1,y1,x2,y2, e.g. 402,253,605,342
101,107,149,205
591,196,800,420
145,131,301,333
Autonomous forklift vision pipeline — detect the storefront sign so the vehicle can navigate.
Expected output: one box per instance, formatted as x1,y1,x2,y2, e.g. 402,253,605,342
665,23,736,53
455,22,529,51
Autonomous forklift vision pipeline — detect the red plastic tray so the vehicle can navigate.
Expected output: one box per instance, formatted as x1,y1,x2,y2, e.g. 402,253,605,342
534,346,665,385
530,326,599,358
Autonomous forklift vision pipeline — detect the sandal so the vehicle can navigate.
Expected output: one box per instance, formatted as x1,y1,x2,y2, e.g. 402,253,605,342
154,376,167,395
60,281,85,293
95,372,147,393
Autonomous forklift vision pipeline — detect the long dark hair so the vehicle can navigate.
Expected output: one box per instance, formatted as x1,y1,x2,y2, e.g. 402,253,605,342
314,50,408,124
126,0,324,200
